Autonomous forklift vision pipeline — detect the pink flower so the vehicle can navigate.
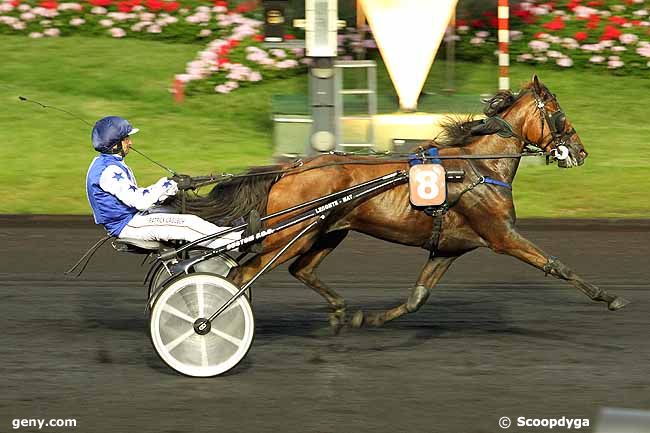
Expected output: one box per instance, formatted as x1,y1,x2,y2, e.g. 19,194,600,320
611,46,626,52
556,57,573,67
20,12,35,20
215,84,231,94
12,21,26,30
198,29,212,37
269,48,286,58
619,33,639,44
469,37,484,45
275,59,298,69
99,18,113,27
517,53,534,61
69,17,85,26
589,55,605,63
607,59,624,68
28,31,43,38
636,45,650,57
109,27,126,38
58,2,83,11
528,40,549,52
147,24,161,33
43,27,60,37
91,6,106,14
248,71,262,82
175,73,192,83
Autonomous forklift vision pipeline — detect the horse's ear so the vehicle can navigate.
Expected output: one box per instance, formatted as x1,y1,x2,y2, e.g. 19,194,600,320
532,74,543,93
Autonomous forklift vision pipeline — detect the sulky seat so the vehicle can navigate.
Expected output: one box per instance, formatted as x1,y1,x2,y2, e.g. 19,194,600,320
112,238,169,254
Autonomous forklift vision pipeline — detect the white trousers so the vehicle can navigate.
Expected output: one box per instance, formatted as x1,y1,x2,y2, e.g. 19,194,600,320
119,213,243,249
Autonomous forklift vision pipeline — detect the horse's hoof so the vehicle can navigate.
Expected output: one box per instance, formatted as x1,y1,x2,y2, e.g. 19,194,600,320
608,297,630,311
328,310,346,334
350,311,364,328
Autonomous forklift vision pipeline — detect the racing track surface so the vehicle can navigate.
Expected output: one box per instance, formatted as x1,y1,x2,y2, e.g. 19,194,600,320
1,217,649,433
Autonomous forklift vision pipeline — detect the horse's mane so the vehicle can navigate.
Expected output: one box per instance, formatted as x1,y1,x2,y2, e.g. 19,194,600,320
433,84,534,149
172,164,284,224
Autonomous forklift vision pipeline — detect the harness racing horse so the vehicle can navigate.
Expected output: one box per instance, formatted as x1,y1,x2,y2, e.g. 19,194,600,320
183,75,629,330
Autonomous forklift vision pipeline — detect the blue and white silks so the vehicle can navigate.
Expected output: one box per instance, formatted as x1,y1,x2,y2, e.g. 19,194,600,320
86,154,176,236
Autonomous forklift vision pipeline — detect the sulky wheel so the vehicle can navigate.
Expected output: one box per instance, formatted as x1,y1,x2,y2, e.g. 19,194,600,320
149,273,254,377
147,253,242,308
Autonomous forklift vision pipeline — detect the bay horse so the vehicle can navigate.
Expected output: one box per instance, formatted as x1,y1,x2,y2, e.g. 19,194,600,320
183,75,629,329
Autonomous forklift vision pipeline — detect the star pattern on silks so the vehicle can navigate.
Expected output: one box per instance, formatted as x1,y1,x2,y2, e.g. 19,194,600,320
142,189,150,195
163,180,172,188
128,185,137,192
112,172,124,181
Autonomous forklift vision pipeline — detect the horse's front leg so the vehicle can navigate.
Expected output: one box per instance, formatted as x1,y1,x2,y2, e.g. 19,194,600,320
482,223,629,311
351,255,458,327
288,230,349,332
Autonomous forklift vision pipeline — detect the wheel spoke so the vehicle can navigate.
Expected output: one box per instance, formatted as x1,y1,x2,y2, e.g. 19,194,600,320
197,283,205,317
163,304,195,323
200,337,208,367
165,328,195,352
210,327,243,347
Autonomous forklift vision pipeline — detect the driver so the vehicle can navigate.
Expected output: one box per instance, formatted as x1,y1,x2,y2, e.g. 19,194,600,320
86,116,259,250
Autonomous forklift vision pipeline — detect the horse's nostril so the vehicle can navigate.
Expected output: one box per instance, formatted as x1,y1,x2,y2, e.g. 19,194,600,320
579,150,588,158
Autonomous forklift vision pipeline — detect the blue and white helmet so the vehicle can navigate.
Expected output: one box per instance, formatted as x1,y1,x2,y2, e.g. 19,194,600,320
91,116,139,153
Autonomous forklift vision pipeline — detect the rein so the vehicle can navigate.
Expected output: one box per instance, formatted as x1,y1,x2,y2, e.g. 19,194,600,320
186,148,548,190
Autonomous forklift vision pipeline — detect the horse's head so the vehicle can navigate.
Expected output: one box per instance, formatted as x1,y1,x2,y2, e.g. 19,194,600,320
523,75,588,168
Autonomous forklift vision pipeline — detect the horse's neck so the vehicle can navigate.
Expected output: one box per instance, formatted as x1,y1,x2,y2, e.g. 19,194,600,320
465,99,532,183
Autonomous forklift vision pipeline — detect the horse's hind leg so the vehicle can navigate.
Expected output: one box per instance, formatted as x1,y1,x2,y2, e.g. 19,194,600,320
483,224,629,310
352,255,458,327
288,230,350,331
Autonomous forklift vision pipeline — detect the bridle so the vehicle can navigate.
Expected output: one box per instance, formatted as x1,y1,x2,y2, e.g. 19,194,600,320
530,87,577,163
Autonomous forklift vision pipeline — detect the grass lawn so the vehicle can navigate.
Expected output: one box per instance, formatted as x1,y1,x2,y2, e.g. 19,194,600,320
0,35,648,217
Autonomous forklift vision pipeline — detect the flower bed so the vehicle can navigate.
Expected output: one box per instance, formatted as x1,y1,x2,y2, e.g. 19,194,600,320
0,0,259,43
1,0,648,98
454,0,650,75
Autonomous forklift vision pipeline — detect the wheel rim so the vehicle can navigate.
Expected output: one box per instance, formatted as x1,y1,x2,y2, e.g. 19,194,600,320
148,254,238,308
150,274,254,377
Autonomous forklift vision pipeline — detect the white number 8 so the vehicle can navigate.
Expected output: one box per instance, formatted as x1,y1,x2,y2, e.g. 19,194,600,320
415,171,440,200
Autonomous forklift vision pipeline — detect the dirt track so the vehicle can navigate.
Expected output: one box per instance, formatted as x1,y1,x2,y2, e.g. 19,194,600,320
1,218,649,433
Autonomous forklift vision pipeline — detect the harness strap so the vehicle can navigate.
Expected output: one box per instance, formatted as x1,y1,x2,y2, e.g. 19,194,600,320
483,176,512,190
424,213,444,254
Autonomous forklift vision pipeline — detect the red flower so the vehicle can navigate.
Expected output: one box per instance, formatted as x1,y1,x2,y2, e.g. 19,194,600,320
587,0,602,6
235,1,255,13
214,0,228,7
117,1,133,12
227,39,240,48
512,7,536,24
162,1,179,12
218,45,230,56
542,16,565,31
632,20,641,26
600,25,622,41
586,14,600,29
567,0,581,11
488,16,498,28
574,31,588,41
89,0,111,5
253,34,264,41
10,0,20,6
284,34,295,40
470,19,484,29
534,32,544,38
146,0,163,11
217,57,230,66
456,19,467,27
40,0,58,9
609,16,627,26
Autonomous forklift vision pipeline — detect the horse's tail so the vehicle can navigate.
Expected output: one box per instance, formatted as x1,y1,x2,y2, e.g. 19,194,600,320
175,164,283,225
